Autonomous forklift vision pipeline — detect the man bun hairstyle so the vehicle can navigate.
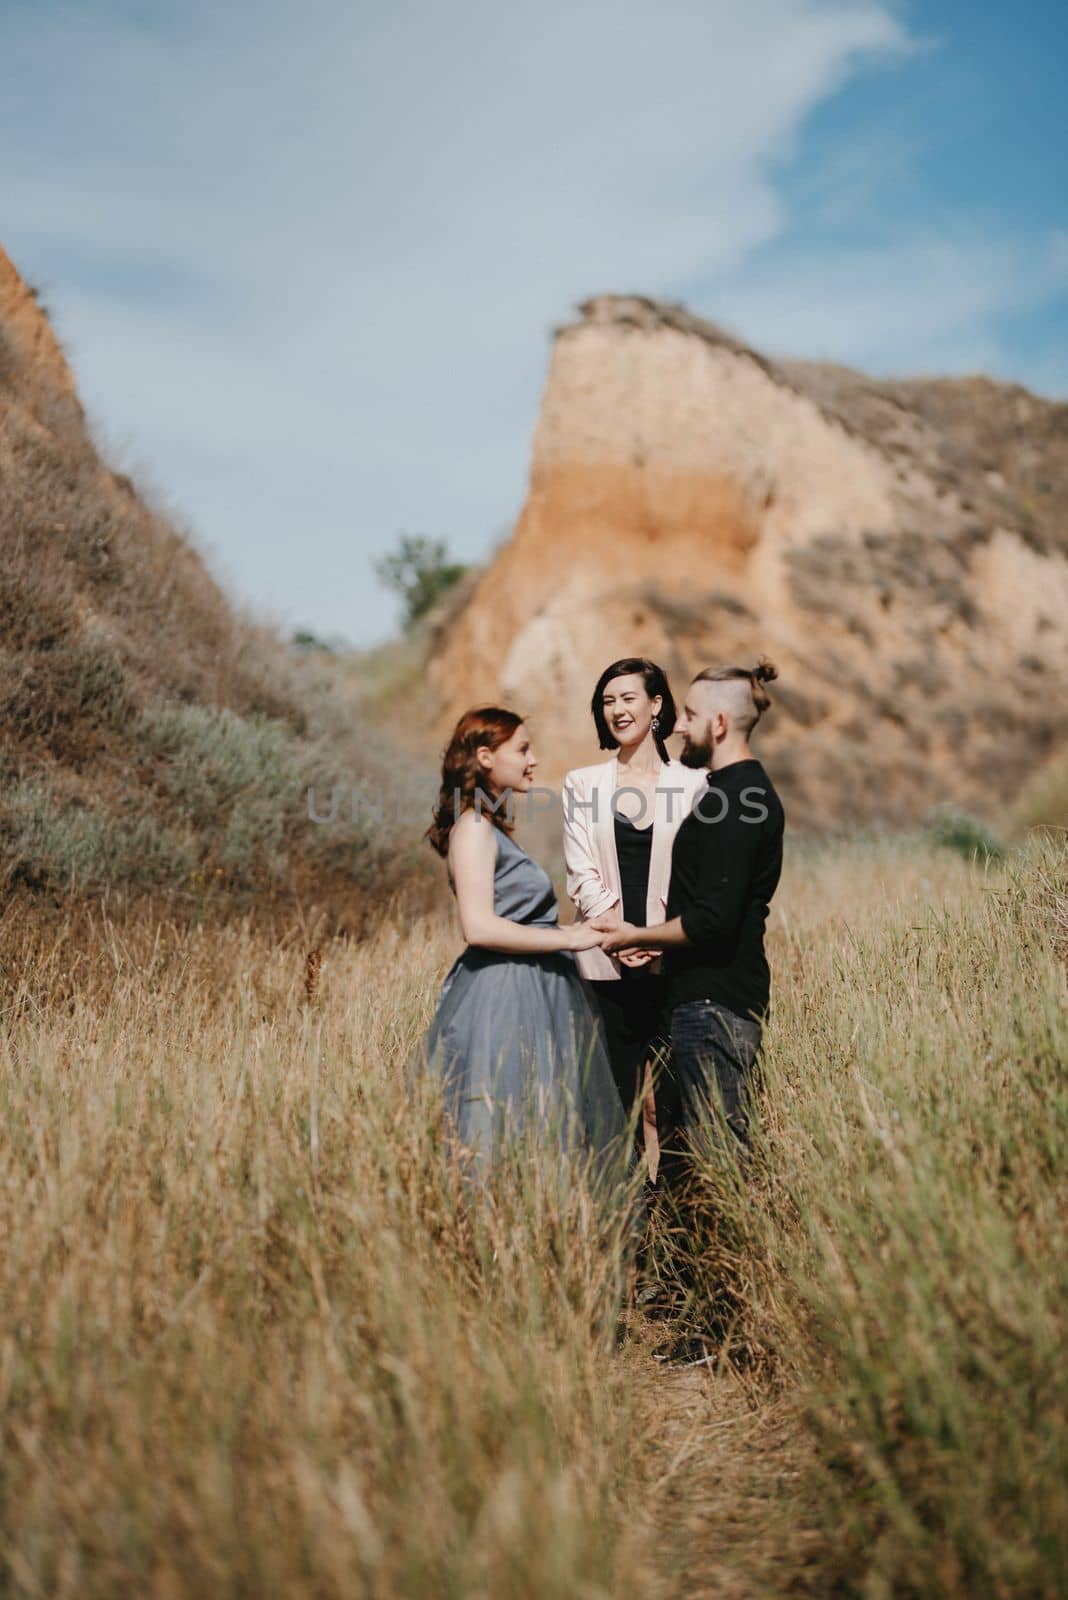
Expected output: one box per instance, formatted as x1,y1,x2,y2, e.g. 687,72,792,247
693,656,778,734
749,657,778,717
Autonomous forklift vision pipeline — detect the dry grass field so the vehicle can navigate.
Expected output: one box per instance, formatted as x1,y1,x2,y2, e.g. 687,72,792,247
0,834,1064,1598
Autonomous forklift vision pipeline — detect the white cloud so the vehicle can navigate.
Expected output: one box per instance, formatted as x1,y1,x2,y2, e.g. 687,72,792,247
702,229,1068,383
3,1,924,643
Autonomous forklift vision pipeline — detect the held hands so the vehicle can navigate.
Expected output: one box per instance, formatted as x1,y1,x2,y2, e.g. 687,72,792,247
564,921,612,952
618,947,656,968
564,912,650,957
589,916,647,958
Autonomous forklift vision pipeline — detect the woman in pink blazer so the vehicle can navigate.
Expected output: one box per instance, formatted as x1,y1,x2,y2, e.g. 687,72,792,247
562,658,706,1150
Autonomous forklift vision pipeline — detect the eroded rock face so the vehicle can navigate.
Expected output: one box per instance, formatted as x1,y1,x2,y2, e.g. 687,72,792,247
0,245,84,435
429,294,1068,827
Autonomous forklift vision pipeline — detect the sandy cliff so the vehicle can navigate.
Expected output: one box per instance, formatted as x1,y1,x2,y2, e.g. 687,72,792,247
429,295,1068,827
0,247,84,434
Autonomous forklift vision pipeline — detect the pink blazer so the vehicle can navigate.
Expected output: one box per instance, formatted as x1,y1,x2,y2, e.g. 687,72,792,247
561,756,708,982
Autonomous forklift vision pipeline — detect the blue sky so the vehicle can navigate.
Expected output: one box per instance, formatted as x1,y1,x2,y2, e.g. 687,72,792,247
2,1,1065,647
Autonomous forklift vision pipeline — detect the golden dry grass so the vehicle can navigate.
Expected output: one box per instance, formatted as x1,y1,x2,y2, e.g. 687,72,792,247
0,836,1064,1597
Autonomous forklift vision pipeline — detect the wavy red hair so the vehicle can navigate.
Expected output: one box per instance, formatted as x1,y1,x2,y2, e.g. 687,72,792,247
425,706,525,858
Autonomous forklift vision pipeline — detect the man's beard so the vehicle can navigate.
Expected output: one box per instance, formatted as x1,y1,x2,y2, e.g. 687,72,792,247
679,731,714,768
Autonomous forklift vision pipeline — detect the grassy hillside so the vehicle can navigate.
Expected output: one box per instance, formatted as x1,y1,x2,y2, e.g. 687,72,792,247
0,252,436,953
0,835,1063,1597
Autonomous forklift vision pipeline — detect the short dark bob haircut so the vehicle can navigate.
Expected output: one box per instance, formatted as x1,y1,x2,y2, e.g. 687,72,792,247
590,657,677,762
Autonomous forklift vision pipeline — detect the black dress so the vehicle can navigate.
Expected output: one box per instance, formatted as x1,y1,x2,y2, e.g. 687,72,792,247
588,815,669,1116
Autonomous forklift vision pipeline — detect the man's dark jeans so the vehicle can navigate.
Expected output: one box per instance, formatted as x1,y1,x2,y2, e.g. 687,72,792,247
657,998,763,1192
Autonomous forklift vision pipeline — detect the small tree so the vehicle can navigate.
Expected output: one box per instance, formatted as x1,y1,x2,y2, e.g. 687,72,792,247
374,534,467,630
291,628,334,652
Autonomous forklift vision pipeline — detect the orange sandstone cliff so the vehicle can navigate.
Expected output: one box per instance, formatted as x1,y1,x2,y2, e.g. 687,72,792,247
429,295,1068,827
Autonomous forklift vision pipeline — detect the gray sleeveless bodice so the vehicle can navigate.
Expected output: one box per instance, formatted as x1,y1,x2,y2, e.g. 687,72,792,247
449,827,559,928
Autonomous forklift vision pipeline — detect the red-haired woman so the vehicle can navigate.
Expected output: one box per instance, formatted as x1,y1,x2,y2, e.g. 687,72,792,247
417,707,628,1175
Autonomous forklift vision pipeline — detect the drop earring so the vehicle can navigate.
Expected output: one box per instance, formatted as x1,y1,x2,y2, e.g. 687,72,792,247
651,715,660,733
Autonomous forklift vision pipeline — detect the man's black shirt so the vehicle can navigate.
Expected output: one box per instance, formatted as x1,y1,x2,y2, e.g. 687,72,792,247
663,757,784,1022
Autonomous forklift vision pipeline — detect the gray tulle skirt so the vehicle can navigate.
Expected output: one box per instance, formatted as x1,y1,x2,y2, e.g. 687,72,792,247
416,945,630,1180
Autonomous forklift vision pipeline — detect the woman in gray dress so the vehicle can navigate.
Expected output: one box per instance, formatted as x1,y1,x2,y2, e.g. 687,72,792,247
418,706,629,1178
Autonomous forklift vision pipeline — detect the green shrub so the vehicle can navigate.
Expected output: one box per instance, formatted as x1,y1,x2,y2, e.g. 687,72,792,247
924,803,1005,862
2,780,195,895
136,702,303,885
